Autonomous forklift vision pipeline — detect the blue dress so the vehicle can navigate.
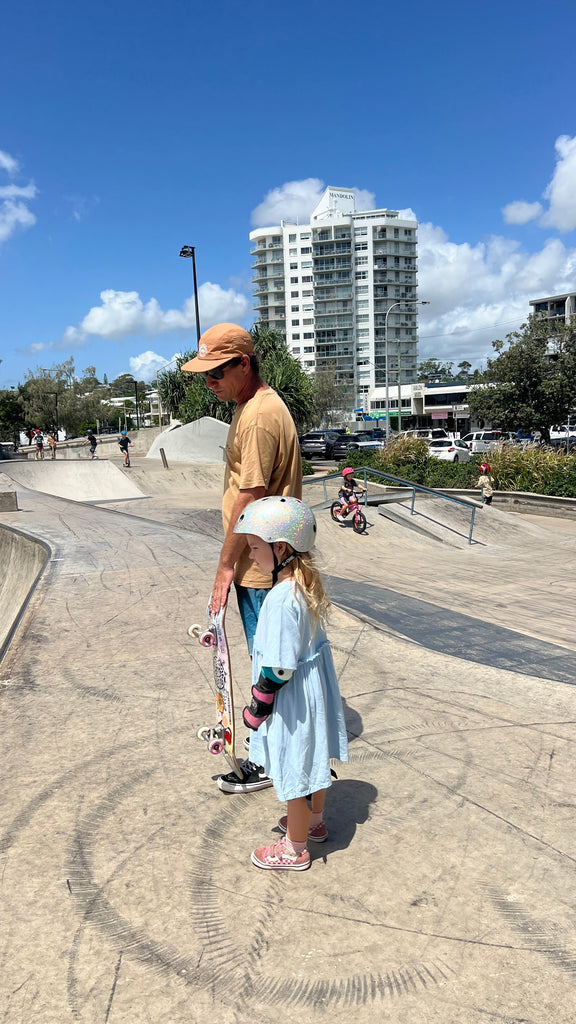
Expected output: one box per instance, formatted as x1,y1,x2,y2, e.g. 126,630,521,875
248,580,349,802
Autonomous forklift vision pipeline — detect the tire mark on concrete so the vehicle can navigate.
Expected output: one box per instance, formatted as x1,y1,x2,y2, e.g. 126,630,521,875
482,884,576,977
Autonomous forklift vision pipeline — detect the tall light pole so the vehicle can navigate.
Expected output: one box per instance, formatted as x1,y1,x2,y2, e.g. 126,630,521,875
179,245,201,345
384,300,430,441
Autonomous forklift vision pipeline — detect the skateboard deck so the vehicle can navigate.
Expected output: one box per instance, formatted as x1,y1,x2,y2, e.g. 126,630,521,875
188,602,243,779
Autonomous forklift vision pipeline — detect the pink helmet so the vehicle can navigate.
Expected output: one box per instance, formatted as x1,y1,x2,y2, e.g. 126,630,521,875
342,467,354,477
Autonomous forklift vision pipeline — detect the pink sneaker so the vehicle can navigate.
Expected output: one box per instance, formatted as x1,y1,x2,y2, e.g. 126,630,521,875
278,815,328,843
251,837,310,871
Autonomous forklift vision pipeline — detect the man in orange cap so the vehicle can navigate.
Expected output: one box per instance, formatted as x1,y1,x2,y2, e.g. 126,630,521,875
182,323,302,793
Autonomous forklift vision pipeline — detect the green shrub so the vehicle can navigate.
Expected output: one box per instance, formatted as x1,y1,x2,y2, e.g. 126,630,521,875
338,439,576,498
301,458,315,477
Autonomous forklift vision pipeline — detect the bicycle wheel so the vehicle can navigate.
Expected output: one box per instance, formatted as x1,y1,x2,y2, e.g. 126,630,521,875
330,501,343,522
352,510,367,534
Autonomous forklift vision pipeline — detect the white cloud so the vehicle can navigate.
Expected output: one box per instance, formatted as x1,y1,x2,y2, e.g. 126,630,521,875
0,150,37,245
0,199,36,243
61,281,250,344
129,350,181,382
502,200,543,225
251,178,326,227
0,150,19,174
251,178,377,227
416,224,576,366
541,134,576,232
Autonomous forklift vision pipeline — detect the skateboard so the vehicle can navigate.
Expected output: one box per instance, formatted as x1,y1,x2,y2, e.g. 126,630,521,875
188,602,243,779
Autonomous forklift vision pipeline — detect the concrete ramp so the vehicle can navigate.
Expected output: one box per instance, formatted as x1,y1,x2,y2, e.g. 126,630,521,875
2,460,145,503
378,496,552,547
0,521,49,659
146,417,228,463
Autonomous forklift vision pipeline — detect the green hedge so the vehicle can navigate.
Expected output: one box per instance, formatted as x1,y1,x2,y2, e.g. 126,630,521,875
337,438,576,498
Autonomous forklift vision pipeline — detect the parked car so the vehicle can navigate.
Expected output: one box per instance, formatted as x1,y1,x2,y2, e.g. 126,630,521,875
460,430,507,453
428,438,471,463
331,433,362,460
299,430,343,460
400,428,450,441
347,439,387,452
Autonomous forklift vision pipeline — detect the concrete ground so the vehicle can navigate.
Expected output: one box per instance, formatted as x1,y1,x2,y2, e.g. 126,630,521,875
2,459,576,1024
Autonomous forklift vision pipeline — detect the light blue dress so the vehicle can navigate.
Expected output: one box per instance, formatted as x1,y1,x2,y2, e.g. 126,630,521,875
248,580,349,802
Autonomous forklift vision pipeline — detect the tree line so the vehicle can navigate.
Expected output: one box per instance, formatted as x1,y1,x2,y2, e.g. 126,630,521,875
2,315,575,446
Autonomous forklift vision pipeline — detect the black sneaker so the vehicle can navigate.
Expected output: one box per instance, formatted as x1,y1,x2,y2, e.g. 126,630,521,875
217,760,273,794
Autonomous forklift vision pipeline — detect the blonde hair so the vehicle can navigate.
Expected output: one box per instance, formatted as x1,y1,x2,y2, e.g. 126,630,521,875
288,549,331,631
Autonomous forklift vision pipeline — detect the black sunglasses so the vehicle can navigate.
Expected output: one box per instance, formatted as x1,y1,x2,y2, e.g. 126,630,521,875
201,356,242,381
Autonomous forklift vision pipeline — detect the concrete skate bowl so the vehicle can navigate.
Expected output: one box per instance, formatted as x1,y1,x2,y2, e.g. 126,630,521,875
0,523,50,661
1,460,145,503
146,417,228,463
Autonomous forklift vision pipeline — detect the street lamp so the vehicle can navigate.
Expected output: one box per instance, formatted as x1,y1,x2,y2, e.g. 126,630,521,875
44,391,59,436
179,245,201,345
155,356,179,426
384,300,430,441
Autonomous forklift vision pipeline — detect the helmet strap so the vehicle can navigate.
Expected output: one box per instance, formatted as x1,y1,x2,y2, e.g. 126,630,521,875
270,545,297,585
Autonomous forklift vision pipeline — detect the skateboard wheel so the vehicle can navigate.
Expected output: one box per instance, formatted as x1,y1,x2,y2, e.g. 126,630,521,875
197,727,211,741
209,738,224,755
199,629,215,648
188,624,202,639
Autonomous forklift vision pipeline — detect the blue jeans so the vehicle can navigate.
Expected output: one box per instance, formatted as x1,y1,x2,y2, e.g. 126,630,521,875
234,585,269,655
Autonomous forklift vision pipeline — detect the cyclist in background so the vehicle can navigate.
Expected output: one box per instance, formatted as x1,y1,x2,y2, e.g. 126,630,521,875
336,467,366,521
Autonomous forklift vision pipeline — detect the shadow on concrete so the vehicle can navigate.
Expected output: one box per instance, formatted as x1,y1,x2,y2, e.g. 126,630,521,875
328,575,576,685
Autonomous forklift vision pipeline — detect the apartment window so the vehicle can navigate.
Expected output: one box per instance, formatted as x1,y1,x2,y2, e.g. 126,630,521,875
291,305,299,312
292,334,300,341
303,304,313,311
290,276,298,283
291,291,299,298
303,318,313,324
301,247,311,254
357,328,369,337
355,271,367,280
355,242,367,251
394,228,399,238
289,234,296,242
404,229,412,237
354,226,367,235
302,275,313,283
292,345,301,352
301,261,313,268
300,232,311,239
304,346,314,353
303,332,314,339
292,319,300,326
290,263,297,269
289,248,297,256
356,314,369,322
355,256,368,265
356,300,369,309
302,290,313,297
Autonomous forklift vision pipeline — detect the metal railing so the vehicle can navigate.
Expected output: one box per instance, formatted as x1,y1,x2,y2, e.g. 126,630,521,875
303,466,479,544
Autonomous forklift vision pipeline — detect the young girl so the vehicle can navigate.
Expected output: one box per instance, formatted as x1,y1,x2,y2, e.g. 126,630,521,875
336,467,366,520
474,462,494,505
234,496,349,872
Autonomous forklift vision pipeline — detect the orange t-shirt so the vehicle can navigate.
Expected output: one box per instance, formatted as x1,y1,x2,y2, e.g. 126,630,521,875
223,387,302,588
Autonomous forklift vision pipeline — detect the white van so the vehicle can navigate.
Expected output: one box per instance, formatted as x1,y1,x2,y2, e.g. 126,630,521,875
460,430,507,453
400,428,451,441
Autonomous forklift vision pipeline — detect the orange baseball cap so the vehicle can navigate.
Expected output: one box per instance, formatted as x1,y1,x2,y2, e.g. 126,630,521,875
180,323,254,372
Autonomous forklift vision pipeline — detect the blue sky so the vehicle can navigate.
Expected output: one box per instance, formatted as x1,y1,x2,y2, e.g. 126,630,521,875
1,0,576,387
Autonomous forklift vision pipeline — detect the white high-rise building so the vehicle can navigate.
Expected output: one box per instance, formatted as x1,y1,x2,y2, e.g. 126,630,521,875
249,186,419,405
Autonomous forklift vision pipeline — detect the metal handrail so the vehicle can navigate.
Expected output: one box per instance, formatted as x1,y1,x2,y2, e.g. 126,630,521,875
303,466,479,544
